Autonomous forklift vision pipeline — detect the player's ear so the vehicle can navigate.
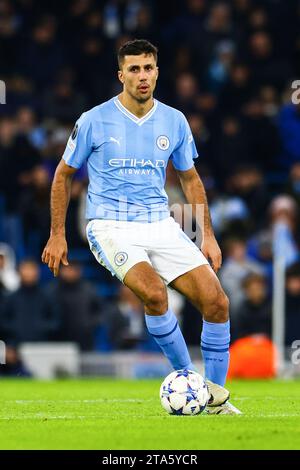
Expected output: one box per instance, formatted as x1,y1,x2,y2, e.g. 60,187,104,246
156,66,159,79
118,70,124,84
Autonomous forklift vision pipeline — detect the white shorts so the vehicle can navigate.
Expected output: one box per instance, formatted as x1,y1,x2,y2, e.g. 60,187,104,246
86,217,209,284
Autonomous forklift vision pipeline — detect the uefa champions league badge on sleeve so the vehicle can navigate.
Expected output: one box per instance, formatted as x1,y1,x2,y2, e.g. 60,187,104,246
156,135,170,150
67,123,78,150
71,123,79,140
114,252,128,266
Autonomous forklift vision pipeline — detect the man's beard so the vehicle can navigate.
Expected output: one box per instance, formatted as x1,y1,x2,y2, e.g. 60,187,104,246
136,95,151,104
129,88,152,104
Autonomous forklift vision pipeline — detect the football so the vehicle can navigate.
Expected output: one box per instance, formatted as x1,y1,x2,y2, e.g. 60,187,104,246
160,369,209,415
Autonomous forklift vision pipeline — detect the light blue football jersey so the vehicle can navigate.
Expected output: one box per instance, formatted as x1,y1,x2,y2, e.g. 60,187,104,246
62,96,198,222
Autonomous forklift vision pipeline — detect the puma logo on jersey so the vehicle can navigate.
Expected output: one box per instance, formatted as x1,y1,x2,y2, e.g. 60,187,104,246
110,136,121,146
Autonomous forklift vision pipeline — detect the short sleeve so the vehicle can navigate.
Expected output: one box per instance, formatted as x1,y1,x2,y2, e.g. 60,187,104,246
170,113,198,171
62,112,93,169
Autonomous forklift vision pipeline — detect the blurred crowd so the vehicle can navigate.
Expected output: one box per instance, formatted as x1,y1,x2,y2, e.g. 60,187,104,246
1,0,300,366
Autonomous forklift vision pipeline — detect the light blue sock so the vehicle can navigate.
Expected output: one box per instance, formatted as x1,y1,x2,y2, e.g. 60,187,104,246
201,319,230,386
145,309,194,371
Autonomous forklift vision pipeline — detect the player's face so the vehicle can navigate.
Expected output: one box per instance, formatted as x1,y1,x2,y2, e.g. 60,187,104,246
118,53,158,103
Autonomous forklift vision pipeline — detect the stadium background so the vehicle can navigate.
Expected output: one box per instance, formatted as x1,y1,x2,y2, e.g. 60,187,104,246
0,0,300,379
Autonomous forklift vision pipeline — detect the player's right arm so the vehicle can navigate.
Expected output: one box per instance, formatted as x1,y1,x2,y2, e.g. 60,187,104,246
42,160,77,277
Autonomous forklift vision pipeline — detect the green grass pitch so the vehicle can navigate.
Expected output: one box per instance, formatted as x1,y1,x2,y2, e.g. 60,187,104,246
0,378,299,450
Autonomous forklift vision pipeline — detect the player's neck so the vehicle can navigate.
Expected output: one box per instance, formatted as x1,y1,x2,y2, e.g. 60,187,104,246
118,92,154,118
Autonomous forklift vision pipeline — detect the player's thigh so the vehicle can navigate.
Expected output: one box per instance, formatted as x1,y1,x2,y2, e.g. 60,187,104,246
124,261,168,308
86,220,168,310
149,217,208,285
86,219,150,283
169,263,227,313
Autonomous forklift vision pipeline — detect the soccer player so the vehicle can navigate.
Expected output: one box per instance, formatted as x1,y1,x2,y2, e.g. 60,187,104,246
42,39,240,414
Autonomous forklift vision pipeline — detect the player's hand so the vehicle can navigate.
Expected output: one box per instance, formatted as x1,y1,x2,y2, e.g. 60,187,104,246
41,235,69,277
201,234,222,273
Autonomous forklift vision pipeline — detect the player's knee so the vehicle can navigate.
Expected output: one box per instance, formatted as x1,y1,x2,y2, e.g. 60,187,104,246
205,291,229,323
218,293,230,322
144,283,168,315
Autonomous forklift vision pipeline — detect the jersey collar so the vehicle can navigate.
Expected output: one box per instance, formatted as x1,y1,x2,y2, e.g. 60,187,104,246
114,96,158,126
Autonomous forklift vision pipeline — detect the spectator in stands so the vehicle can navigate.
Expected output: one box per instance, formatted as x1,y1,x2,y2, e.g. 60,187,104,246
233,272,271,341
20,15,65,91
219,236,265,318
212,115,251,182
195,92,218,122
75,35,111,106
270,195,299,263
46,262,102,351
130,4,156,44
247,31,292,90
0,116,41,259
285,262,300,347
241,96,281,172
206,40,235,94
246,5,270,36
226,164,270,229
0,242,20,292
173,72,199,114
62,0,93,44
0,259,60,344
102,0,143,39
285,162,300,207
247,193,299,295
259,85,280,118
15,107,46,150
187,113,211,162
219,62,253,114
42,79,87,123
210,194,250,239
195,1,236,72
19,166,51,257
0,0,21,77
162,0,207,50
82,8,104,39
42,128,70,179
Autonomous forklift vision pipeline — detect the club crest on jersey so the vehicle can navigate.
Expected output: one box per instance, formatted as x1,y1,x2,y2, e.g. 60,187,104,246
114,252,128,266
156,135,170,150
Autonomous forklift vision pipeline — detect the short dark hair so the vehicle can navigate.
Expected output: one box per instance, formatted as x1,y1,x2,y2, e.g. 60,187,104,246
286,262,300,279
242,272,266,289
118,39,158,68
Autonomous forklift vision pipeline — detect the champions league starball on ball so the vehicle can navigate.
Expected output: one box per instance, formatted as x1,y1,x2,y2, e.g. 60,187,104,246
160,370,209,416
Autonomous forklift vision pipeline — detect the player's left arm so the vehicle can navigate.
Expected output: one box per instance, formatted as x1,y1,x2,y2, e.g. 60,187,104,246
176,166,222,272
